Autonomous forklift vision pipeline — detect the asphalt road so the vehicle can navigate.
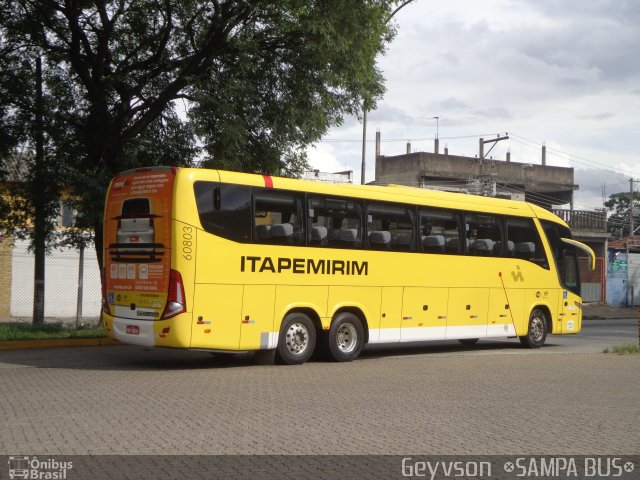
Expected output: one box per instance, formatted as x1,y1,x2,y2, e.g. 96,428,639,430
0,318,638,464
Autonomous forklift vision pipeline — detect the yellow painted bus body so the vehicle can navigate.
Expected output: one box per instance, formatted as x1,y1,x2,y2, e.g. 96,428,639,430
102,167,593,360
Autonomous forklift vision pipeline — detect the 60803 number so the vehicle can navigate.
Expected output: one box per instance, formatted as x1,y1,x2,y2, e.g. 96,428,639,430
182,226,193,260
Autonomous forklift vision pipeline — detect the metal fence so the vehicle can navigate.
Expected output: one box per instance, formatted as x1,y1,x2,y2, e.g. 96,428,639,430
0,236,101,324
579,257,605,303
552,209,607,231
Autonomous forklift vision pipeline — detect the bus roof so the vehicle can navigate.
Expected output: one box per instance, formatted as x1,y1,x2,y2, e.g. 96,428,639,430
151,167,569,227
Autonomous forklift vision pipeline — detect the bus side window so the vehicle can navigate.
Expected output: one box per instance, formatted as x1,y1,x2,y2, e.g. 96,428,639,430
367,203,415,252
193,182,252,242
505,217,549,269
307,196,363,248
254,190,304,246
465,213,502,256
418,209,460,254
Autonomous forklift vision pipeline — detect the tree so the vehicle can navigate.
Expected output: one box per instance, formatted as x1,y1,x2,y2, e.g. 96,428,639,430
1,0,398,274
0,27,65,323
604,191,640,238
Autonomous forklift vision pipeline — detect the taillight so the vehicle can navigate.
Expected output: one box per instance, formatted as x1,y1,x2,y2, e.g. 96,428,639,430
161,270,186,319
101,269,110,314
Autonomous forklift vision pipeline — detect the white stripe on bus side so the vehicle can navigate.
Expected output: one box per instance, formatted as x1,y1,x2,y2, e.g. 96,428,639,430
367,324,517,344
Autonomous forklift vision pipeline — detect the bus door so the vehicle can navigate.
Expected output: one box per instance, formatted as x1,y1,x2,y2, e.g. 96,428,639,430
557,247,581,333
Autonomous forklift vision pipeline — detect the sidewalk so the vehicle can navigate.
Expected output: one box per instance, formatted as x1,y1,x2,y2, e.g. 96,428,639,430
582,302,636,320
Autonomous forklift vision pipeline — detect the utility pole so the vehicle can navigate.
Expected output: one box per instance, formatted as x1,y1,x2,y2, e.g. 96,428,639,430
631,177,635,237
477,134,509,196
432,116,440,154
479,135,509,162
360,109,367,185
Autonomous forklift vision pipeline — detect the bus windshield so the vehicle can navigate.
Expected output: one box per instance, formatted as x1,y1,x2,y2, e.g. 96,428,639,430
540,220,584,296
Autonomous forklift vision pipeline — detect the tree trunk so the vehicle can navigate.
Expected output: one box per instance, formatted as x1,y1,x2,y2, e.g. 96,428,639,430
32,55,46,325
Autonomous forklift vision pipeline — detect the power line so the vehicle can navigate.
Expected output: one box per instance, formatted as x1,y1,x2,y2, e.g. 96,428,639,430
510,133,640,177
322,133,497,144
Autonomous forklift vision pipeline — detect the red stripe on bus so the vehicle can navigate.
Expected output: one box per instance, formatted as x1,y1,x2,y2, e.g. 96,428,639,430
263,175,273,188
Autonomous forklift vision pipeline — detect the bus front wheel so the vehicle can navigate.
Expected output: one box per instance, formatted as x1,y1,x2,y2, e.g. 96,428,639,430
327,312,364,362
276,312,316,365
520,308,548,348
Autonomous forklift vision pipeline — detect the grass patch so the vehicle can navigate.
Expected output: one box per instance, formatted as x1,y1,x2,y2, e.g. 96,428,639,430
0,322,105,341
603,344,640,354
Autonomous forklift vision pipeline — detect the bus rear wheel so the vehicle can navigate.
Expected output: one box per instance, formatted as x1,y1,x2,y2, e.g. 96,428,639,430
276,312,316,365
520,308,548,348
458,338,479,345
327,312,364,362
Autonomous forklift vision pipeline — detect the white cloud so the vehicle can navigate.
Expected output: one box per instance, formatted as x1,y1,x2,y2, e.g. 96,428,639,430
307,142,356,174
312,0,640,199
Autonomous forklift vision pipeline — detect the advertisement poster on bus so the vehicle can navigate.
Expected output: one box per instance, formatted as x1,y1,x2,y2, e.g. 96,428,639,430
103,169,174,319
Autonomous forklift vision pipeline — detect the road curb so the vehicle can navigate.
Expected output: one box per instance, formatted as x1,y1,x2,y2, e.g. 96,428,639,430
0,337,120,351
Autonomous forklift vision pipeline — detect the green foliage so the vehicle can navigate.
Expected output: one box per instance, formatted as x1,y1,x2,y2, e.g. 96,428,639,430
604,192,640,238
0,322,106,341
603,344,640,354
194,1,393,176
0,48,63,252
1,0,400,264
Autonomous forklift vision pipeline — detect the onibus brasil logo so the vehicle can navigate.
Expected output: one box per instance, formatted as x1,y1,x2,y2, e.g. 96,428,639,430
8,456,73,479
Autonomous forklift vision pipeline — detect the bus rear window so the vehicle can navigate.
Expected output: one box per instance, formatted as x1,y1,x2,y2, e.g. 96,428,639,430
121,198,151,217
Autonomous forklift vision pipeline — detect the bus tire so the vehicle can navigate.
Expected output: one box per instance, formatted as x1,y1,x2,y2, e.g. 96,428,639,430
276,312,316,365
327,312,364,362
458,338,478,345
519,308,548,348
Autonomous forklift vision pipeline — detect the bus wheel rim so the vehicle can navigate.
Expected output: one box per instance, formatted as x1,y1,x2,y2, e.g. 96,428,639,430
285,322,309,355
530,316,544,342
336,323,357,353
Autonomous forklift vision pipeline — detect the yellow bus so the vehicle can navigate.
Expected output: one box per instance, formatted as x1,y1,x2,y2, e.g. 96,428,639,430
102,166,595,364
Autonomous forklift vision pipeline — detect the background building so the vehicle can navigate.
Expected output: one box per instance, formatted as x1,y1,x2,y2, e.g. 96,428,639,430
301,169,353,184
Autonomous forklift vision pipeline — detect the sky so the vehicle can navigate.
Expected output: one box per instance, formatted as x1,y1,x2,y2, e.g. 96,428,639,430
306,0,640,211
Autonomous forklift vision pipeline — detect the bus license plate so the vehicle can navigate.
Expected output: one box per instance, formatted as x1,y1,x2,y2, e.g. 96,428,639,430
126,325,140,335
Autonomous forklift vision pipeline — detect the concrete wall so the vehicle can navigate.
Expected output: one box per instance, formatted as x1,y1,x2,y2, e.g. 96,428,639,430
607,273,627,307
375,152,575,205
627,252,640,307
